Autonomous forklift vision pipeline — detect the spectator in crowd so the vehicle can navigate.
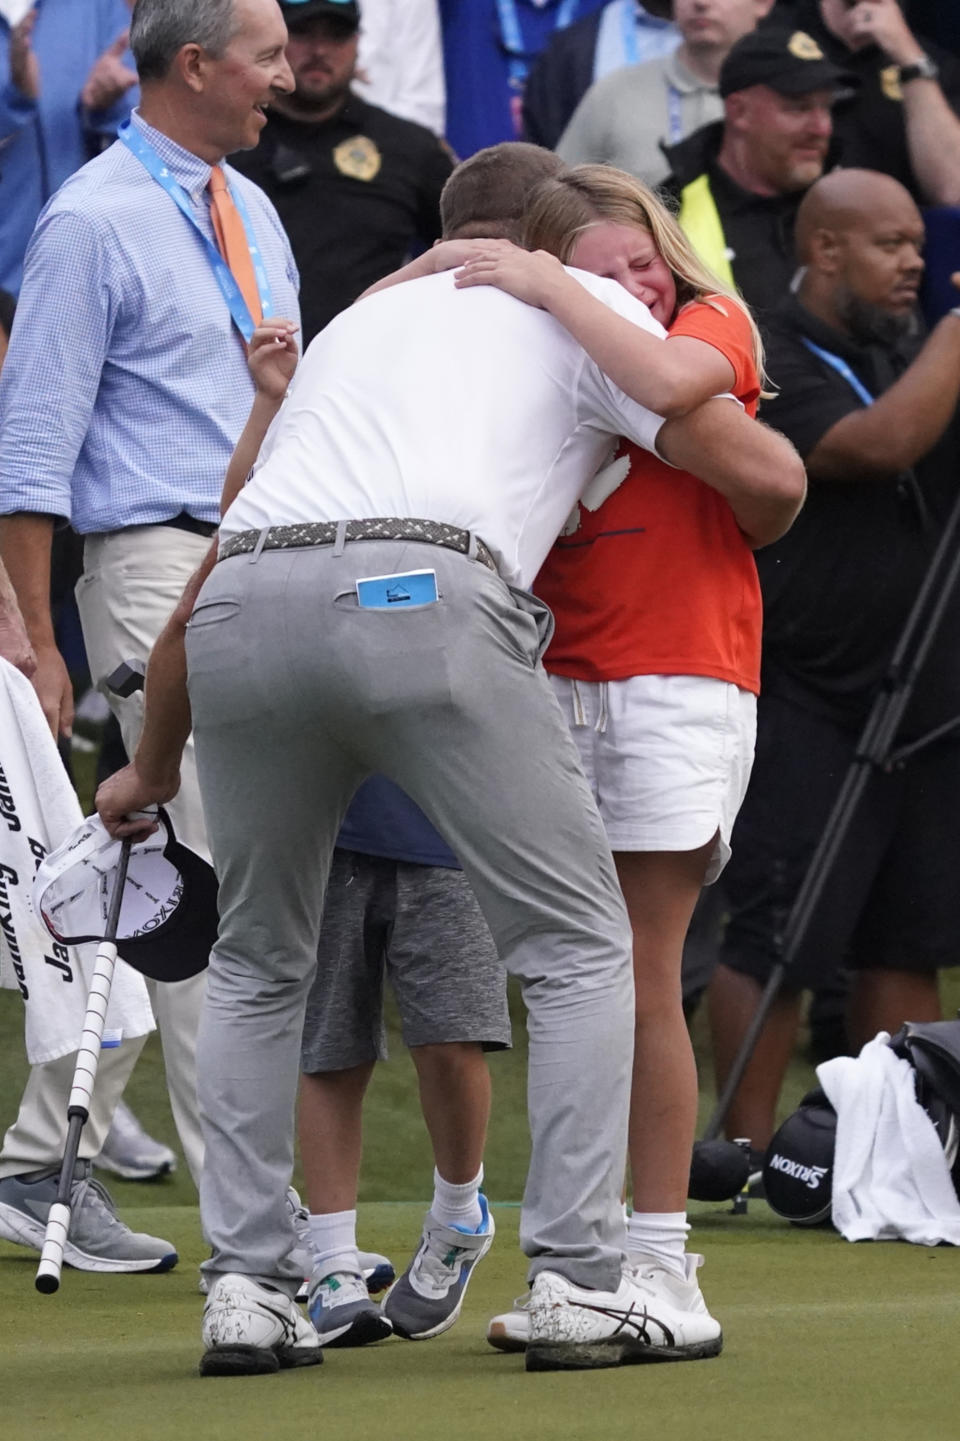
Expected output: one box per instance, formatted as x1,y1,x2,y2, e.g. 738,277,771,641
558,0,773,186
662,25,849,323
523,0,678,148
438,0,608,159
231,0,453,343
709,169,960,1158
762,1,960,204
352,0,445,135
0,0,138,293
0,0,298,1269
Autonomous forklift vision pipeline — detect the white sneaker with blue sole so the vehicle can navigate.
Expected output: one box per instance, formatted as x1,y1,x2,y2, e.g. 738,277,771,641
382,1194,494,1340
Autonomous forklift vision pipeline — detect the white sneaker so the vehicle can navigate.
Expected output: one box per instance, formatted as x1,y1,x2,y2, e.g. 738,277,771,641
200,1273,323,1377
486,1293,531,1352
525,1256,722,1371
94,1101,177,1182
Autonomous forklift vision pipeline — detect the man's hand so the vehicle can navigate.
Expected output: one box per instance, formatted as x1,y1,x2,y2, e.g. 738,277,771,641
248,319,299,402
455,246,567,309
31,641,74,738
844,0,925,66
0,609,36,678
96,761,180,840
9,10,40,102
80,31,137,112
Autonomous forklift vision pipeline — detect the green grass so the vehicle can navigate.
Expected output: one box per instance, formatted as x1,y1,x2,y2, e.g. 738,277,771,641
2,1203,959,1441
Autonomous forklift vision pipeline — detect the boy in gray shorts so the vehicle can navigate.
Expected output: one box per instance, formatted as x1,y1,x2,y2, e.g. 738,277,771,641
298,775,510,1348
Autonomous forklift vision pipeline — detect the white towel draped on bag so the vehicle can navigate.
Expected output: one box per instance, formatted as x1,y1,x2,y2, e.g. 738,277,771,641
818,1033,960,1246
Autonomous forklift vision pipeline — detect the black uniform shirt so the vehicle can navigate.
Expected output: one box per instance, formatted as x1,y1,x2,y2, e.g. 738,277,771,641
231,95,454,342
764,1,960,203
757,296,960,734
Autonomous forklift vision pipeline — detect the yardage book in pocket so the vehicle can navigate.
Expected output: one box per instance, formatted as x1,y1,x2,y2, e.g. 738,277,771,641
356,569,439,609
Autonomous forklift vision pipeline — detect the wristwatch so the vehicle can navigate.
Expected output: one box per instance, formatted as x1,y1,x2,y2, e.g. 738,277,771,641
899,55,939,85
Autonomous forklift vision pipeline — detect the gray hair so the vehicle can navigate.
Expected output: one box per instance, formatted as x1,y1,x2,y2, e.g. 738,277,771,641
131,0,239,82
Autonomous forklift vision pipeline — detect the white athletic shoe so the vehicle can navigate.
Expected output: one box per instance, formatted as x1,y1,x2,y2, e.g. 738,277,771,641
199,1273,323,1377
486,1293,531,1352
94,1101,178,1182
525,1255,722,1371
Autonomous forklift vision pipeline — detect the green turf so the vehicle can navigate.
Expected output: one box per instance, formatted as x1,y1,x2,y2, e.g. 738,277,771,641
2,1203,958,1441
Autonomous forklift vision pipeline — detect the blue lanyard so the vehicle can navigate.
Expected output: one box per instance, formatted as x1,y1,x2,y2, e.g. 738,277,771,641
621,0,639,66
801,338,875,407
497,0,580,90
118,120,273,343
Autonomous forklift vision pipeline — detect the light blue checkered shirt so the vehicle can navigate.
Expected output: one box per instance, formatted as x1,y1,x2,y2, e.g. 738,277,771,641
0,110,300,532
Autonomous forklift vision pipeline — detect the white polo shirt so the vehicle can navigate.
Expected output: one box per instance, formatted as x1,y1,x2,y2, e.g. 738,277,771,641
221,268,667,588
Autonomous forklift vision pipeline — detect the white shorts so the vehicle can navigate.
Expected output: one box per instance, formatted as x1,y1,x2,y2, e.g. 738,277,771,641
551,673,757,884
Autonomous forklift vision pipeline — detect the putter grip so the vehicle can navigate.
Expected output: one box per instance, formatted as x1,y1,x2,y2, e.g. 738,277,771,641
35,1202,71,1294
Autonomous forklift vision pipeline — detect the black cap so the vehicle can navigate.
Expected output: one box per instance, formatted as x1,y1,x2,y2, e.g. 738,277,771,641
720,27,856,99
280,0,360,32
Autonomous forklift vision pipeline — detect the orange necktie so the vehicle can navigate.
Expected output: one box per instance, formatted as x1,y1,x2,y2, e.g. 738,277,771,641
208,165,263,329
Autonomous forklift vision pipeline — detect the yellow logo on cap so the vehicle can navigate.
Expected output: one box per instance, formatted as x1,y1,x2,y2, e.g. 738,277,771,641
788,31,824,61
333,135,381,182
881,64,904,102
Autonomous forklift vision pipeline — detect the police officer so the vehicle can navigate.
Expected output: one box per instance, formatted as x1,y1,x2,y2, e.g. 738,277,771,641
231,0,455,341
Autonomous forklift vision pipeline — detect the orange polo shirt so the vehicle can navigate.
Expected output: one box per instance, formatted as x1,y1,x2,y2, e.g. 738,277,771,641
536,298,763,694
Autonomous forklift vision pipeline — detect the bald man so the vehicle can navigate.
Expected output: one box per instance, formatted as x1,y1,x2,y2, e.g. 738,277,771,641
708,168,960,1157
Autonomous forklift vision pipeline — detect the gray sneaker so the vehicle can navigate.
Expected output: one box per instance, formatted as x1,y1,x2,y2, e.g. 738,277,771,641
307,1269,394,1347
94,1100,177,1182
0,1162,178,1273
285,1187,395,1300
382,1195,494,1340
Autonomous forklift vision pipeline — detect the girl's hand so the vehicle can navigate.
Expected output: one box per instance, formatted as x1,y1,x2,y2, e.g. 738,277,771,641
427,236,518,274
248,319,299,401
454,247,567,309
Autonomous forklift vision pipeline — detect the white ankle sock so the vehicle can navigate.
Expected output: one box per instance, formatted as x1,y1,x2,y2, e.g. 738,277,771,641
307,1208,360,1277
431,1165,483,1230
626,1211,690,1280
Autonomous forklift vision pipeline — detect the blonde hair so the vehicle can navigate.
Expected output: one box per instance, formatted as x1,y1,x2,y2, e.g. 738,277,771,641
524,164,766,385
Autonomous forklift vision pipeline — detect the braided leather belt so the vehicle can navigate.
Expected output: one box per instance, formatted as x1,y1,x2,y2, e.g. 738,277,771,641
218,517,498,573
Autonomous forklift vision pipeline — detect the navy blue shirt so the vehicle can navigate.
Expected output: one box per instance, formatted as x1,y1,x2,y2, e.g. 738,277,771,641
337,776,459,868
439,0,607,159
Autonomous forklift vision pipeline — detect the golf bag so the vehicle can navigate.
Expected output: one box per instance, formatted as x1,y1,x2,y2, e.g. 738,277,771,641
763,1019,960,1227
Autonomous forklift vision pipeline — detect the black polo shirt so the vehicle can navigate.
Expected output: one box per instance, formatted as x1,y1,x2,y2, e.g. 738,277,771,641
764,1,960,202
231,95,454,342
756,296,960,735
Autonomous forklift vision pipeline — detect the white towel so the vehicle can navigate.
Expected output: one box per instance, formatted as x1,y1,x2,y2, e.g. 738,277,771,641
818,1032,960,1246
0,658,154,1063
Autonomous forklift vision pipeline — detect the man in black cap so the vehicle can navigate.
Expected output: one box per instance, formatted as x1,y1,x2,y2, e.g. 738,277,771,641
231,0,454,342
761,1,960,204
662,25,852,323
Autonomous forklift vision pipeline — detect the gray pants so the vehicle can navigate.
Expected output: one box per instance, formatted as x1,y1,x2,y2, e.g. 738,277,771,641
187,541,633,1296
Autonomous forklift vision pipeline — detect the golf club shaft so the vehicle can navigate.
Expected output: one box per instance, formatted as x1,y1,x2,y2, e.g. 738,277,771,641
35,840,130,1294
